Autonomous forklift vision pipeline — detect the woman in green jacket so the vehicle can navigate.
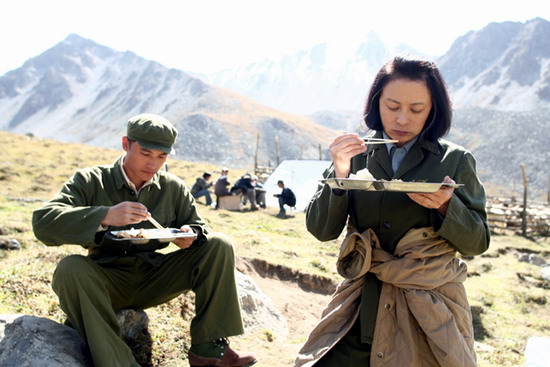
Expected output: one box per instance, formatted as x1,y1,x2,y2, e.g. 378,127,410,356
304,56,490,366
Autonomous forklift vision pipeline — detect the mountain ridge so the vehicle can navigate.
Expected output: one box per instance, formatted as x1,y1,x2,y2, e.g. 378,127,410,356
0,34,335,168
439,17,550,111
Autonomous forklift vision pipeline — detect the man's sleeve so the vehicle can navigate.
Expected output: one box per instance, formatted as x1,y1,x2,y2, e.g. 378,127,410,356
32,170,109,247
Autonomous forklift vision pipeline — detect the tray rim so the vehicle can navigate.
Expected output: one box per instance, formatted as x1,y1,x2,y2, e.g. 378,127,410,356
321,178,463,193
107,228,196,244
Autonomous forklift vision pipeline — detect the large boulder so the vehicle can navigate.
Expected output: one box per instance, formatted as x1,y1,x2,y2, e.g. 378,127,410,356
0,314,92,366
0,310,152,367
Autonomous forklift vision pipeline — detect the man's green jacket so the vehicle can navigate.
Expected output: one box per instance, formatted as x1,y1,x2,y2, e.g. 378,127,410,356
33,156,210,260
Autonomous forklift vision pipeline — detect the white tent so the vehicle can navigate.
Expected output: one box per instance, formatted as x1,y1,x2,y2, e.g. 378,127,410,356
263,159,332,212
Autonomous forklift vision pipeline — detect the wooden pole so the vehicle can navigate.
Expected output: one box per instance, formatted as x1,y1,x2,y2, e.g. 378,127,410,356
520,164,528,237
254,132,260,174
274,136,280,166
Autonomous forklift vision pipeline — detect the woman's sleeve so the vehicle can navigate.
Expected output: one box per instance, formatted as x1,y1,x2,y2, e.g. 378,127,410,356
435,151,490,256
305,166,349,241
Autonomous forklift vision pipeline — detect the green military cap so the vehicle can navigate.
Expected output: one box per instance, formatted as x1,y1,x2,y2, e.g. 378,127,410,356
127,113,178,154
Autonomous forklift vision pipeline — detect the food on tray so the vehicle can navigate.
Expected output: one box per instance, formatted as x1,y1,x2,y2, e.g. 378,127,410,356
108,228,196,245
350,168,375,180
115,228,147,239
380,178,403,182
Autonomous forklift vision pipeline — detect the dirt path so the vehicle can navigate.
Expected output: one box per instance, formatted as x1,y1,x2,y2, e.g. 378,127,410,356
235,259,334,366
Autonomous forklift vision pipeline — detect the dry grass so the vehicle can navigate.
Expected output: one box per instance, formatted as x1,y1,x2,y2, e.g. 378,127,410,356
1,130,549,366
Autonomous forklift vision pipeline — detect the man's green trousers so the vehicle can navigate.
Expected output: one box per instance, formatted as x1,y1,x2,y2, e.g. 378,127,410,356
52,233,244,367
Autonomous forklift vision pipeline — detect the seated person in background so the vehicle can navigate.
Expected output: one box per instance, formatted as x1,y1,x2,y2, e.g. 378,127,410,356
214,168,231,209
191,171,213,206
231,174,258,211
32,113,256,367
274,180,296,218
251,175,266,209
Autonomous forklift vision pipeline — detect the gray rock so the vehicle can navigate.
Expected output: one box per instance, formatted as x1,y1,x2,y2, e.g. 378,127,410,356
117,309,150,340
518,253,530,262
518,253,547,266
0,238,21,250
116,309,153,367
236,271,288,336
0,310,152,367
0,315,93,367
542,265,550,282
528,254,547,267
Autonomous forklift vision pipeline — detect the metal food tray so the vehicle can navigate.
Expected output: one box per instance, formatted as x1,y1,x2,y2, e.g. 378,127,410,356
321,178,463,193
107,228,196,245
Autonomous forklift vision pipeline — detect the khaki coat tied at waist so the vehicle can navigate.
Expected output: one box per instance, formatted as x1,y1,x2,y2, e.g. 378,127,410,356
294,227,477,367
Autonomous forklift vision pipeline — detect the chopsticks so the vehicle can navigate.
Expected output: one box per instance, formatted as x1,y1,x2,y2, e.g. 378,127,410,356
363,137,399,144
148,216,165,230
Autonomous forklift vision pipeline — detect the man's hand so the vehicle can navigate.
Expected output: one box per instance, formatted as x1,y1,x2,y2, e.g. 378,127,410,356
407,176,456,216
100,202,149,227
173,225,197,249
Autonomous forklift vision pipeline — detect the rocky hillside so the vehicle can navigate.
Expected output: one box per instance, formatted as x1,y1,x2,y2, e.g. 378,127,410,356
448,108,550,196
439,18,550,111
0,35,335,167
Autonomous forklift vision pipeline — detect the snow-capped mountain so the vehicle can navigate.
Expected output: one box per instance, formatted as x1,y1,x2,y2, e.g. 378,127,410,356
0,34,335,167
207,32,420,115
438,18,550,111
207,18,550,115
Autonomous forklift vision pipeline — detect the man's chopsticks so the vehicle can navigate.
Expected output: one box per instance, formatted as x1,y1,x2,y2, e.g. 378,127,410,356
148,216,165,230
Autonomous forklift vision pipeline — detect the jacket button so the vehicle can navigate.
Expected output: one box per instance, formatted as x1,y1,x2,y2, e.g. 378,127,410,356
422,232,428,238
383,222,391,229
377,352,384,358
384,303,391,310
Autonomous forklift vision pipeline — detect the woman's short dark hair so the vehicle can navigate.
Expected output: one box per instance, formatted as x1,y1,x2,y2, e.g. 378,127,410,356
364,56,452,141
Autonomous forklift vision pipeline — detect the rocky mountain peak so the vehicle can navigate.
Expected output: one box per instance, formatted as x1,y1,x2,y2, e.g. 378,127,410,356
438,18,550,110
0,34,334,167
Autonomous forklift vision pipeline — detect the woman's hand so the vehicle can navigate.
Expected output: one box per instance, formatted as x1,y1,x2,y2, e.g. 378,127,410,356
329,133,367,178
173,225,197,249
407,176,455,216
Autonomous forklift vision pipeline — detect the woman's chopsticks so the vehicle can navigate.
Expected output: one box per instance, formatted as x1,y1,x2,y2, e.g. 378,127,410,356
363,137,399,144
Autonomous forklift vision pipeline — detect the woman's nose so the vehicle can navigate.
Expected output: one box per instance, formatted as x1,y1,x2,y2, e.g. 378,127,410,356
396,111,407,125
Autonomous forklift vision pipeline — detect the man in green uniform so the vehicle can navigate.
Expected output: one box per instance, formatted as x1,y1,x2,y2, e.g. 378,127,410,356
32,114,257,367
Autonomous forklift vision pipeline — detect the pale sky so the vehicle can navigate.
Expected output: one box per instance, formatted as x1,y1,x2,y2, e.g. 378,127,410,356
1,0,549,76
